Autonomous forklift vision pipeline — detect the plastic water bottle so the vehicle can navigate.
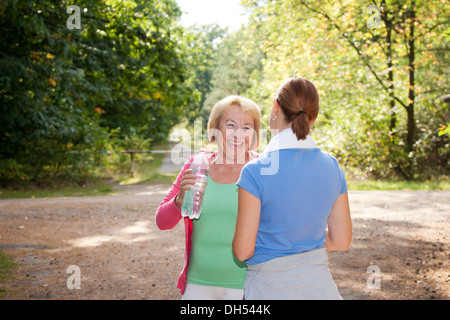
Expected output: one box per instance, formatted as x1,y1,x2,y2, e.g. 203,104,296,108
181,148,210,220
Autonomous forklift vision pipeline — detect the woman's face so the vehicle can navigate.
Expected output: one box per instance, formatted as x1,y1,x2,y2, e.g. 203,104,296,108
216,104,255,162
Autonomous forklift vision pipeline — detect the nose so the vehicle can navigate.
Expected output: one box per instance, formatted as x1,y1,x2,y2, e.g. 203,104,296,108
233,128,245,139
225,128,244,139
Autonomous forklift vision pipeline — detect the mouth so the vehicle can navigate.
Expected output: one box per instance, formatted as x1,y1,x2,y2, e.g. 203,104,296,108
227,140,244,148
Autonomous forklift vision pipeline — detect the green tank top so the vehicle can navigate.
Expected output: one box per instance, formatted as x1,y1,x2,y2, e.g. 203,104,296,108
186,175,247,289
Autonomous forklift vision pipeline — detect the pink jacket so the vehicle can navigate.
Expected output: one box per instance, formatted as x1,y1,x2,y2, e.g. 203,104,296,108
155,153,213,294
155,151,258,295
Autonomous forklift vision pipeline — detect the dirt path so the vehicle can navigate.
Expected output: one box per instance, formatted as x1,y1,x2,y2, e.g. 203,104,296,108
0,185,449,300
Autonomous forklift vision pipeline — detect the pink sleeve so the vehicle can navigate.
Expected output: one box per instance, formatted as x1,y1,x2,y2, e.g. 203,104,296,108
155,157,194,230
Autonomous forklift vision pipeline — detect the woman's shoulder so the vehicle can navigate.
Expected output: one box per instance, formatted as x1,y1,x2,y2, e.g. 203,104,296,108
240,152,267,177
249,150,260,159
314,149,346,176
317,149,340,164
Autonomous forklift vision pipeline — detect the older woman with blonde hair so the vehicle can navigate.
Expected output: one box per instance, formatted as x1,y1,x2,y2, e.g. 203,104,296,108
156,95,261,300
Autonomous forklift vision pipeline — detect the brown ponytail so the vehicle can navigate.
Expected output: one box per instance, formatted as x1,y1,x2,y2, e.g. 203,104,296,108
275,77,319,140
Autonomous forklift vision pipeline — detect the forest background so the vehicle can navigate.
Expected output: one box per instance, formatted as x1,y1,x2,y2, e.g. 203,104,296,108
1,0,449,191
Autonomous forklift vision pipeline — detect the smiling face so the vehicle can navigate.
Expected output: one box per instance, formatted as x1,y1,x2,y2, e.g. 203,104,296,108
207,95,261,164
217,104,255,163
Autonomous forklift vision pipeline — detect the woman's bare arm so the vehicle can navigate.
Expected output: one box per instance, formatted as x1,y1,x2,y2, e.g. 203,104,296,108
232,187,261,261
325,192,352,250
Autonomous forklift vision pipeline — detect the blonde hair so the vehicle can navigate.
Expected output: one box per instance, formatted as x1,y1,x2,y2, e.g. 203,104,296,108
207,95,261,150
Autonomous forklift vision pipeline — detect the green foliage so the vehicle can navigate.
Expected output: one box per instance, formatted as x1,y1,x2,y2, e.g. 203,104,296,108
0,250,18,298
239,0,449,180
1,0,448,187
203,27,264,105
438,124,450,137
181,24,226,125
102,128,153,175
0,0,197,185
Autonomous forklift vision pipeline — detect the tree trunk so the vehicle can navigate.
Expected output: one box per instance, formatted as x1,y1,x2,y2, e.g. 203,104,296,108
381,0,396,133
406,1,416,154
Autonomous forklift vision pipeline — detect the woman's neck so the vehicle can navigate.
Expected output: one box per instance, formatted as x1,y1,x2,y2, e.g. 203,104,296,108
214,149,250,166
271,122,291,136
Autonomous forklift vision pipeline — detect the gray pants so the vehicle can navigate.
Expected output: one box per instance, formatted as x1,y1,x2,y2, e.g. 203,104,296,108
244,248,342,300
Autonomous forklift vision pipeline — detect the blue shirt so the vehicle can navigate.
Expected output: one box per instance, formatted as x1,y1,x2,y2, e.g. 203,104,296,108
236,128,347,265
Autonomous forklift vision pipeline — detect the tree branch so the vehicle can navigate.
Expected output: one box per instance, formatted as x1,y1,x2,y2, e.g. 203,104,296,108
298,0,407,109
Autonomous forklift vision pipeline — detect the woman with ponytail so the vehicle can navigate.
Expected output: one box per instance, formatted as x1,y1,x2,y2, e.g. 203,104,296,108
232,77,351,300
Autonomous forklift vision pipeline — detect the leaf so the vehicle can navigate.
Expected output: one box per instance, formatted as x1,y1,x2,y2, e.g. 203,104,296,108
94,107,105,114
48,77,57,87
438,124,450,136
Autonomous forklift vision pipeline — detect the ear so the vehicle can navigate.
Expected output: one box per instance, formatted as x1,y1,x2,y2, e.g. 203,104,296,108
273,99,280,114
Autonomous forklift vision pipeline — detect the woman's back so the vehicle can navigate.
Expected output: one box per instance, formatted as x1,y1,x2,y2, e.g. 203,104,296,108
237,144,347,265
233,77,350,300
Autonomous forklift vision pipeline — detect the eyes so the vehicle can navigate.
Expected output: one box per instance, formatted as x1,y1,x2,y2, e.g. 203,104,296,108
226,122,252,131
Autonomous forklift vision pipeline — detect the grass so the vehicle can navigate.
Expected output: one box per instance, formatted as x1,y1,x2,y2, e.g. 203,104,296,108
112,152,176,185
0,142,179,199
1,175,447,200
123,172,178,185
0,180,115,199
348,178,449,191
0,251,18,299
0,148,448,200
